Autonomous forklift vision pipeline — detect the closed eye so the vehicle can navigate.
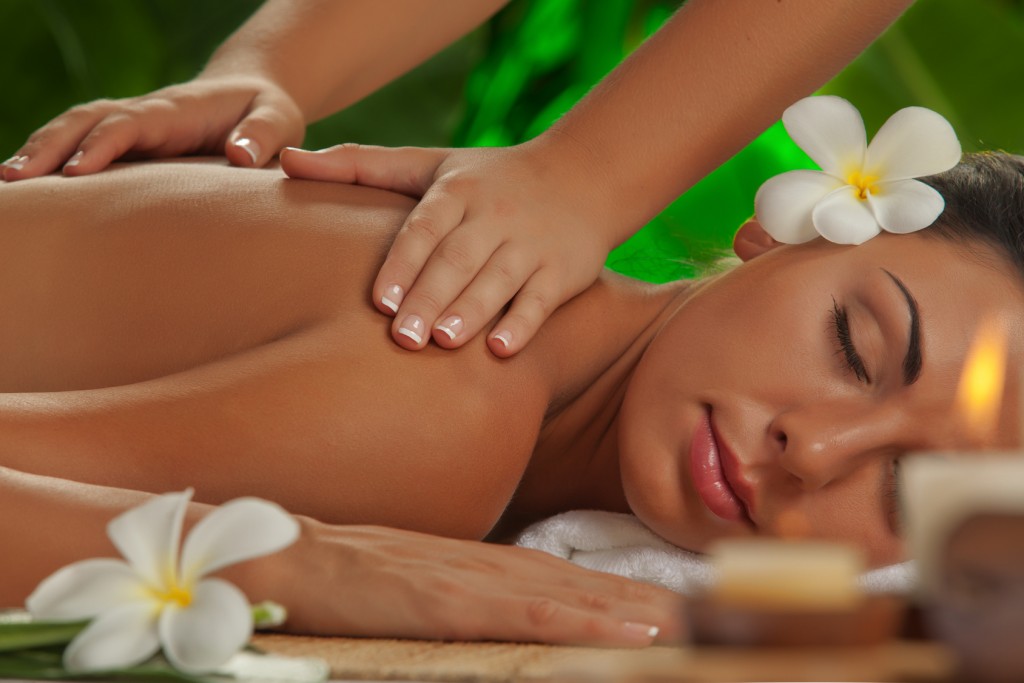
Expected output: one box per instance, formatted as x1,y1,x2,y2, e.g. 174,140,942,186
830,297,871,384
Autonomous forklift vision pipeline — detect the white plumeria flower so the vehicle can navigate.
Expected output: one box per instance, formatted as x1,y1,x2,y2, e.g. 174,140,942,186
755,95,962,245
26,489,299,674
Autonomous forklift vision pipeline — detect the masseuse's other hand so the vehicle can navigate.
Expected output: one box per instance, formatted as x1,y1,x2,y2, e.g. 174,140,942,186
2,75,303,181
249,520,685,646
280,142,611,357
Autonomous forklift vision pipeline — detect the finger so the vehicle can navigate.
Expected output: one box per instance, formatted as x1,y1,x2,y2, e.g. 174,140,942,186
389,208,495,351
431,244,532,349
486,267,565,357
453,594,663,648
3,103,114,181
280,144,446,197
373,186,465,327
59,110,164,176
226,97,304,168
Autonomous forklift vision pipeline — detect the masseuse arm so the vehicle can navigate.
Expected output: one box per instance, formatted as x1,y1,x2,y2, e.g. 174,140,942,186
1,467,682,644
2,0,508,177
285,0,916,357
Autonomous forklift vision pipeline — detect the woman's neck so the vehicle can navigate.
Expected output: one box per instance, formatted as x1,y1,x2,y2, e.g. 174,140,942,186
497,272,691,532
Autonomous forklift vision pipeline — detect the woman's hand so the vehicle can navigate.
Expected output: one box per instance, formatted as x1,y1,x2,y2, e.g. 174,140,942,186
280,141,617,357
2,75,304,181
242,519,685,646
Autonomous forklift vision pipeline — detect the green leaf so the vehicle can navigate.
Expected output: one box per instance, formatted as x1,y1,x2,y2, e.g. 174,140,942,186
0,619,87,653
0,648,213,682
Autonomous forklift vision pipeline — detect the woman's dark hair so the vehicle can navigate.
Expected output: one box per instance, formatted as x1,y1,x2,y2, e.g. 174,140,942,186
919,152,1024,279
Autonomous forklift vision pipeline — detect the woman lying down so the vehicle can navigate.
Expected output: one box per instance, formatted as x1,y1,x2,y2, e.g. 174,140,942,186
2,101,1023,650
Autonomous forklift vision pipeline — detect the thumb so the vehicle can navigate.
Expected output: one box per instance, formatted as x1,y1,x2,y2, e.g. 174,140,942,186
226,100,305,168
279,144,448,198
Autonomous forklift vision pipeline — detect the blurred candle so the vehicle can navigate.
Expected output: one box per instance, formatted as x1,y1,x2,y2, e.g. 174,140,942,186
708,539,865,610
955,317,1007,447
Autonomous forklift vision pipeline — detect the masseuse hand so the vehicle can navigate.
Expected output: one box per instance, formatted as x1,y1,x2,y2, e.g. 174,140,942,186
244,519,685,645
2,75,302,181
280,142,614,357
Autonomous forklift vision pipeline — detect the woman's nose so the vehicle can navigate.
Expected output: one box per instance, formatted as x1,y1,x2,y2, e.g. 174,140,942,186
768,401,904,490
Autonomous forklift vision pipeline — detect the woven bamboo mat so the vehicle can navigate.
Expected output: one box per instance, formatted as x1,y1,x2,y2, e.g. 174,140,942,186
252,634,955,682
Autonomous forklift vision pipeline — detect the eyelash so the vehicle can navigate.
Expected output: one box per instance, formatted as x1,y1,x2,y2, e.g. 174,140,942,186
830,298,871,384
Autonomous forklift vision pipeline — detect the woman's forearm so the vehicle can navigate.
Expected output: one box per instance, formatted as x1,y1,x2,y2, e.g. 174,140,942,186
533,0,914,243
0,468,191,606
201,0,509,122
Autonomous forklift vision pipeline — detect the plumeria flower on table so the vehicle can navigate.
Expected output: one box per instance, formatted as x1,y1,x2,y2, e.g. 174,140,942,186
26,489,300,675
755,95,962,245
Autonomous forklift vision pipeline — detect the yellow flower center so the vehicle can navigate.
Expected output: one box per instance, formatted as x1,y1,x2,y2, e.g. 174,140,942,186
846,171,879,200
150,583,193,608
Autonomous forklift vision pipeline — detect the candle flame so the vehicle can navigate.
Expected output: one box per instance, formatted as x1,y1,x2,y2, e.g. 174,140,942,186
956,318,1007,445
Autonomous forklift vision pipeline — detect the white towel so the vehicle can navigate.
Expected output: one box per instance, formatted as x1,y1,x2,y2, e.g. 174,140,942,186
513,510,916,595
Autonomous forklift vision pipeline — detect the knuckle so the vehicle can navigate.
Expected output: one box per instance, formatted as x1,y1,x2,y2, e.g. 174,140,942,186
488,258,523,289
438,172,477,196
406,289,446,315
620,580,659,602
516,288,554,317
452,293,487,321
577,591,612,611
525,598,561,627
434,240,477,275
403,214,445,243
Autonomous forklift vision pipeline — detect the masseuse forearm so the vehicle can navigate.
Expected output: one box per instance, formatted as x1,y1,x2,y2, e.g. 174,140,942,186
201,0,509,122
535,0,915,244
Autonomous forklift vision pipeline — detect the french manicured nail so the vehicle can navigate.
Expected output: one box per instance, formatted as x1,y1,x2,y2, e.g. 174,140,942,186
64,151,84,168
492,330,512,349
234,138,259,165
2,155,19,167
397,315,425,345
435,315,463,341
6,155,27,171
622,622,659,641
380,284,403,314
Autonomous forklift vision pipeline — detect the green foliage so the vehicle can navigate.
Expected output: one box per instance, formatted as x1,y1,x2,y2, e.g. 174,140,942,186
3,0,1023,282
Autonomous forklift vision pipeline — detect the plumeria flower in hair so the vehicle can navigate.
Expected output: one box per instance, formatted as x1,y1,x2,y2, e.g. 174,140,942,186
26,489,299,674
755,95,962,244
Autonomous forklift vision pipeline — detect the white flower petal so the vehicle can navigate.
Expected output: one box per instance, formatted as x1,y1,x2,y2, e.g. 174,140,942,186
783,95,867,177
27,559,142,621
868,179,947,234
865,106,961,180
180,498,299,583
754,170,845,244
159,578,253,674
107,490,192,588
63,601,160,673
812,185,882,245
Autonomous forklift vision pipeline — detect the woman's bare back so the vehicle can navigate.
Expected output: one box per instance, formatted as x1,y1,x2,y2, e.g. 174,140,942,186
0,160,549,538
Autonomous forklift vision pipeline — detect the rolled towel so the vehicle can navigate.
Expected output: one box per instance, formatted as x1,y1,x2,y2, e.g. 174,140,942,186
514,510,916,595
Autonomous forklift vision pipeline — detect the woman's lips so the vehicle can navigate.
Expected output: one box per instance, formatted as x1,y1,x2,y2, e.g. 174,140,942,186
689,408,753,525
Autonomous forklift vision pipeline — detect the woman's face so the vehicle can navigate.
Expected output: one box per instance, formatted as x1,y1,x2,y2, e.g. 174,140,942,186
619,225,1024,566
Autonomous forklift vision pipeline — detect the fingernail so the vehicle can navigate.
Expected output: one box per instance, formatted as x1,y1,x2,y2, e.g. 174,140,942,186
622,622,659,640
2,155,19,167
6,155,27,171
492,330,512,349
64,151,84,168
435,315,463,341
234,138,260,165
397,315,425,345
380,284,403,314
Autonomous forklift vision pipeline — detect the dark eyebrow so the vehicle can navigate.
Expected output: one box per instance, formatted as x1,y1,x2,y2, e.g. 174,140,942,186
881,269,922,385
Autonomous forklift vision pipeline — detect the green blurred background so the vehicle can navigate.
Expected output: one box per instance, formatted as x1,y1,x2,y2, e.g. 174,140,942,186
3,0,1023,282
